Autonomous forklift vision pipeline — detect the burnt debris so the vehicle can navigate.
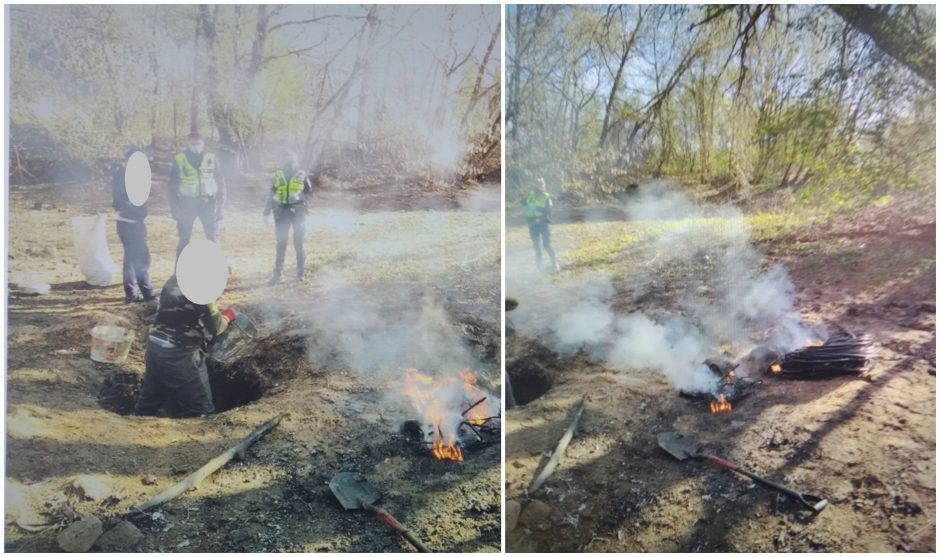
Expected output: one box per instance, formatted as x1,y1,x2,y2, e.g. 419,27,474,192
681,359,762,412
771,332,876,379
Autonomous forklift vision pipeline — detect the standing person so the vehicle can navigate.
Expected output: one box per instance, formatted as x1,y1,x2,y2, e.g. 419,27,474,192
112,146,155,303
134,273,235,417
522,177,559,272
264,152,312,284
169,133,226,258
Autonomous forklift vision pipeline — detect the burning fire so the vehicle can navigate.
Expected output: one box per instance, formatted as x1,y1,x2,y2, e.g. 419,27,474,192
431,433,464,462
710,394,733,414
770,363,782,374
806,339,825,347
402,368,493,462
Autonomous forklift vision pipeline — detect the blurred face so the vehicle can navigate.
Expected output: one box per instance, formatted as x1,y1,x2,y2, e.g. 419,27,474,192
537,179,547,193
188,139,205,155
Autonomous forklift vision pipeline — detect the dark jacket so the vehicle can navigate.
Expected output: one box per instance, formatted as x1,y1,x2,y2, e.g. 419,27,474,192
150,275,229,350
112,165,148,222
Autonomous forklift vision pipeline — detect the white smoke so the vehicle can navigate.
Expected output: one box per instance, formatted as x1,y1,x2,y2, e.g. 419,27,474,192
298,276,478,377
609,314,716,395
551,279,616,357
512,181,810,393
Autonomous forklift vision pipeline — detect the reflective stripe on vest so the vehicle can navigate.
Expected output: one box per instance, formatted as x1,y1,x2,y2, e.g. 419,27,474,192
175,153,218,197
524,190,549,218
272,170,305,205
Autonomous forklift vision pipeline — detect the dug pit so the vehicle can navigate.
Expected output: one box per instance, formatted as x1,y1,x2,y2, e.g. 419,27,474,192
506,334,563,405
98,332,313,416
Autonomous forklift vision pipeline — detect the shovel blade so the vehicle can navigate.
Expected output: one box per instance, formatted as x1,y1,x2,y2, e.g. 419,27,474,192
329,472,381,511
658,432,701,461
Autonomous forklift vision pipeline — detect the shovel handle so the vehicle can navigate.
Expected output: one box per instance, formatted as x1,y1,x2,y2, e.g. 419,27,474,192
705,455,828,513
364,504,433,553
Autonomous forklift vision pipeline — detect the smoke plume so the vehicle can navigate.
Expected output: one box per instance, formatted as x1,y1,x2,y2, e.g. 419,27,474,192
511,181,811,394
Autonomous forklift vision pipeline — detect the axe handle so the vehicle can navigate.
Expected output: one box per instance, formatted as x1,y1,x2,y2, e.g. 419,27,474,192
364,503,432,553
704,454,827,512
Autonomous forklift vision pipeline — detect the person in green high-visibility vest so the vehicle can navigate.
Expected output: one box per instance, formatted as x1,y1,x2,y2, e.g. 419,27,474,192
168,133,227,258
264,152,313,284
522,177,559,272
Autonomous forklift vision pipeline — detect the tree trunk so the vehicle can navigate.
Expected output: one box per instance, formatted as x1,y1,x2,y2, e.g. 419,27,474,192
248,5,269,81
598,49,629,150
149,7,160,148
829,4,935,87
461,21,500,129
598,9,643,150
200,5,240,175
190,6,201,134
355,6,380,144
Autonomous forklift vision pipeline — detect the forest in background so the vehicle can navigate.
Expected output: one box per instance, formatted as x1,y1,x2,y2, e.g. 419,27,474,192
9,5,501,188
507,4,935,206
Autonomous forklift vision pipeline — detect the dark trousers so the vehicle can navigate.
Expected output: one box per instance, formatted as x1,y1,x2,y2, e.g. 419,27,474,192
116,220,154,300
274,205,306,277
528,222,557,269
135,338,215,417
176,196,219,258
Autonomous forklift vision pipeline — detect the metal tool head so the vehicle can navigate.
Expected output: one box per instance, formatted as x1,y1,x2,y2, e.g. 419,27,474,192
658,432,703,461
329,472,381,511
801,493,830,513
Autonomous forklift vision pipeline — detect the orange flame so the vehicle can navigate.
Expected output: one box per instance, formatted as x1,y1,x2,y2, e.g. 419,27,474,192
432,435,464,461
401,368,490,462
710,394,733,413
770,363,782,374
806,339,825,347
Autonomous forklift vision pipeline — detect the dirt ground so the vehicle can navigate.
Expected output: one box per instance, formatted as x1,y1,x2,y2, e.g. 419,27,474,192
4,177,501,552
505,194,936,552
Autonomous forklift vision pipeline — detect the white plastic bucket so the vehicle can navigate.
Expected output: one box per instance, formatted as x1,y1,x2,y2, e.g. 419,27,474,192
90,325,134,364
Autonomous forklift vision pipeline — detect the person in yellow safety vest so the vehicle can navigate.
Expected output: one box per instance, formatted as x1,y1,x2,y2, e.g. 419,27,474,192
169,132,227,258
264,152,313,284
522,177,559,272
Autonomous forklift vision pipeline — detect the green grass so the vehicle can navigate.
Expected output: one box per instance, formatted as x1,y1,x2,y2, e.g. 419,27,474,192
507,209,821,275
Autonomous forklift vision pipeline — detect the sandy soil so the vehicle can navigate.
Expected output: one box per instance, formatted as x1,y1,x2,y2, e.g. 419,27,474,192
4,178,501,552
505,196,935,552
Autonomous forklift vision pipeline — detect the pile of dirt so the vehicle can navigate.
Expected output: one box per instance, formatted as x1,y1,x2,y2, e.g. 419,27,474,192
209,331,315,413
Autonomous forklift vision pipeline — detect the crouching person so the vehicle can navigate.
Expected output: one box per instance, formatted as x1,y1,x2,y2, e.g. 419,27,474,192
134,274,236,417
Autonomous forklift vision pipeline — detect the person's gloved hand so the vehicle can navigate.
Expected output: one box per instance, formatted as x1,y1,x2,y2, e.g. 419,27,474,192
221,308,237,323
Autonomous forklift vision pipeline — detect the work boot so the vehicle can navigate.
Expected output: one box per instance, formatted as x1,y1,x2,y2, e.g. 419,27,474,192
125,293,145,304
296,271,306,283
268,273,282,286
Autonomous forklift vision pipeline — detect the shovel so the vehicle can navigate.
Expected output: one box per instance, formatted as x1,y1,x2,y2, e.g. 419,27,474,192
658,432,828,513
329,472,432,553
